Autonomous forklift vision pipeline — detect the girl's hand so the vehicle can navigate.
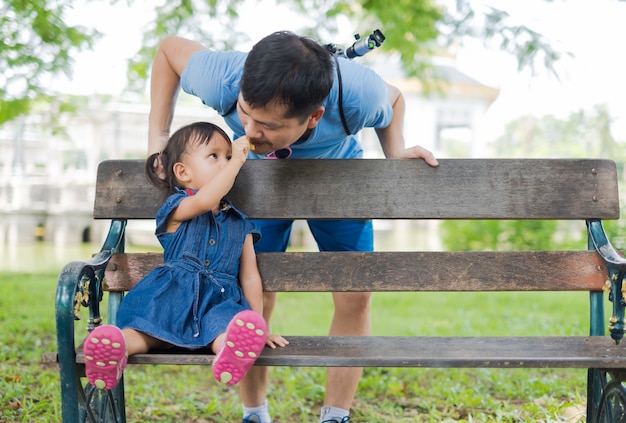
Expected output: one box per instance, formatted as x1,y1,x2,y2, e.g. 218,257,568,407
231,136,250,164
265,333,289,349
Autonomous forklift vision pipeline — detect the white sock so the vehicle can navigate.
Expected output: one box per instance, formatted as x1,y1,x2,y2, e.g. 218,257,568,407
242,399,271,423
320,405,350,422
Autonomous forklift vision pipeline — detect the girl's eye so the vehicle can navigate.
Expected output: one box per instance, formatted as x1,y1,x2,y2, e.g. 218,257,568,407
208,153,217,159
226,155,232,161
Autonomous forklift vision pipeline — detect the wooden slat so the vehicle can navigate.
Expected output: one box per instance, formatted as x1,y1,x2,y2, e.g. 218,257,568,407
103,250,607,292
94,159,619,220
69,336,626,369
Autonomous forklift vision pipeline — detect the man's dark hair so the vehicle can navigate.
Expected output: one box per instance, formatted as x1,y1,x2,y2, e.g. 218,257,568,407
241,31,334,121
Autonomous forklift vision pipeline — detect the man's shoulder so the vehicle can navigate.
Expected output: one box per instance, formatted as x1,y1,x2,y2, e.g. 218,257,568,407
181,50,247,111
188,49,248,68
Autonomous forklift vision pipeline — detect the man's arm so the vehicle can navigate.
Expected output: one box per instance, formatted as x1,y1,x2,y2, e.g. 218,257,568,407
375,83,439,166
148,36,207,156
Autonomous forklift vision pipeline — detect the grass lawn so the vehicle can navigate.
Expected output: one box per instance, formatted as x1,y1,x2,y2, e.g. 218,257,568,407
0,270,596,422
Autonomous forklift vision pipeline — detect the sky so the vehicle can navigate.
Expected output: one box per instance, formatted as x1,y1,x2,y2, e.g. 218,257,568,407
57,0,626,143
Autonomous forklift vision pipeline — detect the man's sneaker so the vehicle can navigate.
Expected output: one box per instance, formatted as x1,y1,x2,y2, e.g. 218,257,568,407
83,325,127,390
212,310,267,386
321,418,350,423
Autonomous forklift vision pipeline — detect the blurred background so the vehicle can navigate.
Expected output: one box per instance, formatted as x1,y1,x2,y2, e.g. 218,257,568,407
2,0,625,271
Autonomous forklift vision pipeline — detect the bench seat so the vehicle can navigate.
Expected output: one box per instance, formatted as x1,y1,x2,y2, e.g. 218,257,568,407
62,336,626,369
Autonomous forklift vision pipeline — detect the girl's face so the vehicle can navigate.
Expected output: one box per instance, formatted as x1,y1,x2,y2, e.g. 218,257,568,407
178,134,232,189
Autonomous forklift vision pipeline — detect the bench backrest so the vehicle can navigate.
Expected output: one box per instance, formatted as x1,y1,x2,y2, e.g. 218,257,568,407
96,159,618,220
96,159,618,293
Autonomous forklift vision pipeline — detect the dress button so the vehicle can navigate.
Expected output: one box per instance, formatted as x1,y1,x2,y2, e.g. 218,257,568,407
209,239,216,246
204,260,210,266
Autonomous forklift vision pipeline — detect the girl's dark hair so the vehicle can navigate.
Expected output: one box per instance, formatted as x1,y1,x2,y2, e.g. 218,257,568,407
241,31,334,121
145,122,231,197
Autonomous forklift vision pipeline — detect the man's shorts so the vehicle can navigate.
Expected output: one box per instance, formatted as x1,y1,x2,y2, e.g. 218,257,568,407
252,219,374,253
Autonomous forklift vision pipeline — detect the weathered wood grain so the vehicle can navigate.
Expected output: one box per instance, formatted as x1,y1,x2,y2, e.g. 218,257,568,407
103,251,607,292
62,336,626,369
94,159,619,220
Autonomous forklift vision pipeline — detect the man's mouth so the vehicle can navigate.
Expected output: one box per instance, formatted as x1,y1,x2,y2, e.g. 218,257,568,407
249,140,269,152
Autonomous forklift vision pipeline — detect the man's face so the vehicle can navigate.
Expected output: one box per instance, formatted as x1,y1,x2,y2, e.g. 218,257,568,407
237,93,323,155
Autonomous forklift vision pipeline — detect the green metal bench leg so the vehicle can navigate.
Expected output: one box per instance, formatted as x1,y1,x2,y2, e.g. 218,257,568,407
587,220,626,422
57,263,127,422
591,371,626,423
57,262,86,423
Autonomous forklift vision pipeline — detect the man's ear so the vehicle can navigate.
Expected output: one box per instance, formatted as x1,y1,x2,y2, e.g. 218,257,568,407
173,162,190,182
306,106,325,129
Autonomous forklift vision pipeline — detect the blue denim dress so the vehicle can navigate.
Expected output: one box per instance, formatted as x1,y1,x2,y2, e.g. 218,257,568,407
116,188,260,349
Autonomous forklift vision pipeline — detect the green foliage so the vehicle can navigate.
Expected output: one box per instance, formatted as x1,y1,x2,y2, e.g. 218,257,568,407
442,3,567,78
0,0,99,125
440,220,585,252
328,0,443,77
1,0,566,125
125,0,565,93
441,105,626,252
127,0,249,91
492,104,625,160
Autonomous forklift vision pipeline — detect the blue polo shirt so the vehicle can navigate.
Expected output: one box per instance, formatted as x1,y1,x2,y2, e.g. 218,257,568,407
180,49,393,159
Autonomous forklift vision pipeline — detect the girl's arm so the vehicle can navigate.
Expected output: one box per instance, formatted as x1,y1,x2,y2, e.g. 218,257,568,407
170,137,248,226
239,234,264,315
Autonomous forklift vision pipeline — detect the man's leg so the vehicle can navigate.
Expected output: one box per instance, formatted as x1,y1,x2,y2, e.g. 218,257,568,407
239,291,277,422
308,219,374,421
239,220,293,422
325,291,372,408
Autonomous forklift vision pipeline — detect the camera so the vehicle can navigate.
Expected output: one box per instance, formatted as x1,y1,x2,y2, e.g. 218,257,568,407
324,29,386,59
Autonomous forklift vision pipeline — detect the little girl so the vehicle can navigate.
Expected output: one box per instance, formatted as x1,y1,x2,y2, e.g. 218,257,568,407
83,121,288,392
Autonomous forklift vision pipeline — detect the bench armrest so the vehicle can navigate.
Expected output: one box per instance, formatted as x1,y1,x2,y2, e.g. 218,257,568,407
54,218,127,423
587,219,626,344
55,219,127,362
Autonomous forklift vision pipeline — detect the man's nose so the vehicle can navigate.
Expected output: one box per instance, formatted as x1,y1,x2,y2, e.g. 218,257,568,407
244,120,262,139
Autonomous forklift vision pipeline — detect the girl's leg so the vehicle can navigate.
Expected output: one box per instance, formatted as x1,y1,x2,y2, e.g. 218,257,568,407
84,326,166,390
239,291,276,408
212,310,267,386
83,325,128,390
122,328,168,355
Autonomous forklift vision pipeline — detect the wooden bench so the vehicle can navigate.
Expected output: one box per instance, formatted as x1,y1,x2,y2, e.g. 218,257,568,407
48,158,626,423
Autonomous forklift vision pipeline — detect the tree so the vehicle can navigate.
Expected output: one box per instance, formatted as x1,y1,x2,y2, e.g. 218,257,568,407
0,0,566,125
0,0,98,125
491,104,624,160
128,0,566,91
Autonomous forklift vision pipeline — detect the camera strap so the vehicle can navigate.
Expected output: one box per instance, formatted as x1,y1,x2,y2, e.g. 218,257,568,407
222,57,352,136
334,56,352,136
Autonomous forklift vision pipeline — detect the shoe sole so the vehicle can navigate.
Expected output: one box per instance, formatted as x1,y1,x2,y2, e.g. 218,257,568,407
212,310,267,386
83,325,127,390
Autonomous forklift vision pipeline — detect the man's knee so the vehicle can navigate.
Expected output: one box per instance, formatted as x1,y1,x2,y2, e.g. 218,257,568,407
332,292,372,316
262,291,277,321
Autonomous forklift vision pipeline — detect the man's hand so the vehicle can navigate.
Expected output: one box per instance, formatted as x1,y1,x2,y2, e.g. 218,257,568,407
149,133,169,180
394,145,439,167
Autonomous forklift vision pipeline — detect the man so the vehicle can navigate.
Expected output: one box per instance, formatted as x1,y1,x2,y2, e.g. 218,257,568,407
148,30,438,423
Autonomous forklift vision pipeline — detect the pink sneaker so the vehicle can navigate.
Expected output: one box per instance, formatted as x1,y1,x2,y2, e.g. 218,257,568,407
212,310,267,386
83,325,127,390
